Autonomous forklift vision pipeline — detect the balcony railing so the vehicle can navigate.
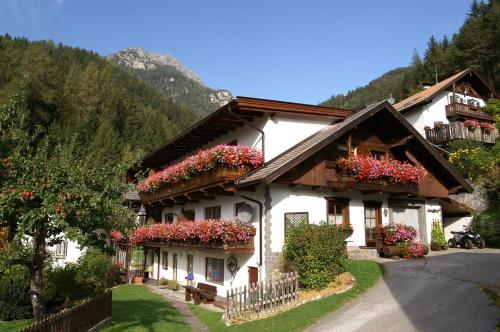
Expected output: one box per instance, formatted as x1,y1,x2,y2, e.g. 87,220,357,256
131,221,256,254
425,122,498,144
325,157,420,194
139,167,248,204
326,174,419,194
445,102,494,121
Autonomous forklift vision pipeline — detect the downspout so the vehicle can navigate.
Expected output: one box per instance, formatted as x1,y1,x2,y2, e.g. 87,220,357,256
235,194,263,273
228,106,265,163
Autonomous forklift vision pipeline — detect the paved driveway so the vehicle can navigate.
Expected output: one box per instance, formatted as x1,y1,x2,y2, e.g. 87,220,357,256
307,248,500,332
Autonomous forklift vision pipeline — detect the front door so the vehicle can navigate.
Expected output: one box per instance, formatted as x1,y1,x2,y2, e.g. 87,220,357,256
364,202,382,247
172,253,178,281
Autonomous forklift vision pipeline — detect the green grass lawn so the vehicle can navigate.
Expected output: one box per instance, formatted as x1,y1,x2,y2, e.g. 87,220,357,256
190,260,383,332
0,319,32,332
103,285,190,332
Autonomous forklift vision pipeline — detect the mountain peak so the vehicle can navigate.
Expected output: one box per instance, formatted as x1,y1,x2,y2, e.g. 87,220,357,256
108,47,202,84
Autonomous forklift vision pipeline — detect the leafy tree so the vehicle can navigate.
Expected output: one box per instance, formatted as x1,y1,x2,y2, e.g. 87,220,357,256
0,95,130,320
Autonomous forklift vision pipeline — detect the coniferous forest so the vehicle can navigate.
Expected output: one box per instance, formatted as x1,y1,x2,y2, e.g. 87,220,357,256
0,35,197,167
322,0,499,109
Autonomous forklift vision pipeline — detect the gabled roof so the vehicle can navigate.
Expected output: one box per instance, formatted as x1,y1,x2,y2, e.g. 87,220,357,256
140,96,352,169
394,68,497,113
236,101,473,193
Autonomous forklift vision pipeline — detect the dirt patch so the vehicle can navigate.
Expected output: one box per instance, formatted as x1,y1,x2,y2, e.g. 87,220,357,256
298,272,356,303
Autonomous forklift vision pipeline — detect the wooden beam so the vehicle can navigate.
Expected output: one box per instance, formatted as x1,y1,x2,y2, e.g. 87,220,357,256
389,136,413,149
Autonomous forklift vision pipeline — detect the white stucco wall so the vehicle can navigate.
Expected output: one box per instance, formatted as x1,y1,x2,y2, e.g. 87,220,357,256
443,216,472,240
156,188,264,296
424,200,443,243
153,248,254,297
268,184,392,250
168,113,332,165
49,239,84,267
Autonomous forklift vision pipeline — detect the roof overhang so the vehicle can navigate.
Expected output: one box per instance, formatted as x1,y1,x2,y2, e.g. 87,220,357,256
136,97,352,171
237,101,473,194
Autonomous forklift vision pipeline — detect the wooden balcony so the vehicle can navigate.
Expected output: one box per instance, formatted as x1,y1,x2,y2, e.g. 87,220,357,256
139,229,256,254
425,122,498,144
139,167,249,205
445,102,494,121
326,172,418,195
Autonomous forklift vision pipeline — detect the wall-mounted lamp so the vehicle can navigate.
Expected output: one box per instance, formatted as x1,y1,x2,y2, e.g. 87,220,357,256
271,112,279,123
383,208,388,217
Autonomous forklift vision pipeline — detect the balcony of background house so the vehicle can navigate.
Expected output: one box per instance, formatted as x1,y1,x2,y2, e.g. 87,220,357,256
445,102,494,121
425,121,498,145
137,144,263,206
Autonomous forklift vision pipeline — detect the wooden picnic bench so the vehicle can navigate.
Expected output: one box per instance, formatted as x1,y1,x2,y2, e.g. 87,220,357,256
183,282,217,305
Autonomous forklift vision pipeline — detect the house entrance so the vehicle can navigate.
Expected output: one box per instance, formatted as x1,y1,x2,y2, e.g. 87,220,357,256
364,202,382,247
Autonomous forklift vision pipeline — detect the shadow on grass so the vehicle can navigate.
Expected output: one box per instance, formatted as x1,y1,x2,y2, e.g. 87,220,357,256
105,285,190,332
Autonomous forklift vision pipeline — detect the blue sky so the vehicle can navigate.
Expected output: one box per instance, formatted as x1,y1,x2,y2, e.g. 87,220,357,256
0,0,472,104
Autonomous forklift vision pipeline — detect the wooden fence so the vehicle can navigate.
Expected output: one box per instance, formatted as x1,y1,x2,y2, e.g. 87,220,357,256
226,271,299,323
19,290,112,332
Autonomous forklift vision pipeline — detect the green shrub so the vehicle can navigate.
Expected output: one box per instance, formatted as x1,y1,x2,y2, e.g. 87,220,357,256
45,247,113,307
472,207,500,248
159,278,180,291
283,221,347,290
0,265,32,320
431,220,447,249
75,247,112,296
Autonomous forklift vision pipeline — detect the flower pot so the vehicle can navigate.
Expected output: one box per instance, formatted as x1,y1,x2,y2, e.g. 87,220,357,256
134,276,143,284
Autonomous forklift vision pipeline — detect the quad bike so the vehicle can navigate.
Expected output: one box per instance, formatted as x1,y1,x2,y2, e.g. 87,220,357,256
448,225,485,249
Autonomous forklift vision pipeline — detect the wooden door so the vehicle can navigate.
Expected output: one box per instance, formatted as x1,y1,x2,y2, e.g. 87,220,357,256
172,253,178,281
248,267,258,285
364,202,381,247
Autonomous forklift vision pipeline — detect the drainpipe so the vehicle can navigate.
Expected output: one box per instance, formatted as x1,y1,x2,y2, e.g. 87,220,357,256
235,193,263,280
228,106,265,163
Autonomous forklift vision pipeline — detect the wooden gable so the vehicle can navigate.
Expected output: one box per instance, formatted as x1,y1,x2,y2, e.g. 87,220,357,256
277,107,455,198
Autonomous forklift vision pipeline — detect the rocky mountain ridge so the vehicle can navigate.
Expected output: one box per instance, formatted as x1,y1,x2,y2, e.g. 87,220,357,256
108,48,232,116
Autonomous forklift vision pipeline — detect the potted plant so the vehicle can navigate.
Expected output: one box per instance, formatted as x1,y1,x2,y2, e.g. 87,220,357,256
130,246,145,284
433,121,444,129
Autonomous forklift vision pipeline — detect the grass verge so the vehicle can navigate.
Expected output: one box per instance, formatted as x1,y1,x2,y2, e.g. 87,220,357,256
0,319,32,332
190,259,383,332
103,284,190,332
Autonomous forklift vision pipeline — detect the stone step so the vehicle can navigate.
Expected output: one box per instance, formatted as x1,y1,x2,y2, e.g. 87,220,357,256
347,247,379,259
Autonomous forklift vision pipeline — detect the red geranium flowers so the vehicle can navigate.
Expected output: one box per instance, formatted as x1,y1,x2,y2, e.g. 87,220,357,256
337,155,423,185
130,219,255,246
138,145,263,193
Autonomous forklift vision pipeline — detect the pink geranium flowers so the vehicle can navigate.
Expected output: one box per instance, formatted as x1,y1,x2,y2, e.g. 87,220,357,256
138,145,263,193
337,155,423,185
130,219,255,246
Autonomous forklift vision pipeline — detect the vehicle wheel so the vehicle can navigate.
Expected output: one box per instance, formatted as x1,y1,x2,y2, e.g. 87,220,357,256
448,238,456,248
478,239,485,249
464,239,473,249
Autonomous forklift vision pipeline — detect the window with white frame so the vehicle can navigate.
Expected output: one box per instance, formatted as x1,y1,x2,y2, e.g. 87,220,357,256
55,240,68,257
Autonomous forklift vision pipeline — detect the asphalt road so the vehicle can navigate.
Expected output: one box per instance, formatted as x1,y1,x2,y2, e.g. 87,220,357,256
306,248,500,332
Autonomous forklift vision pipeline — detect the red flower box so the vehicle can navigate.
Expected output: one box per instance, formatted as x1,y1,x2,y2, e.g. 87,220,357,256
138,145,263,193
337,155,423,185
